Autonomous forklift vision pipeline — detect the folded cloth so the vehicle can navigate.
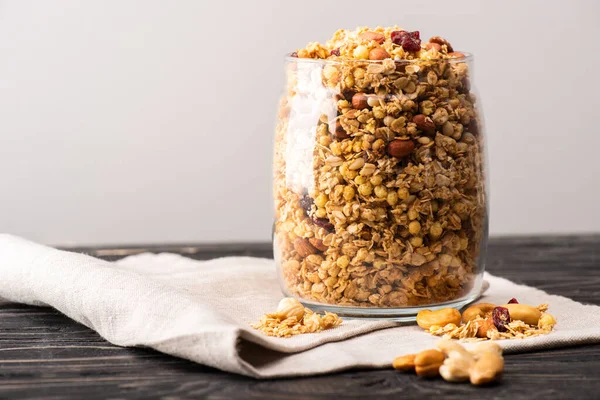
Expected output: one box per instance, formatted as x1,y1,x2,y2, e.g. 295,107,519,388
1,234,599,378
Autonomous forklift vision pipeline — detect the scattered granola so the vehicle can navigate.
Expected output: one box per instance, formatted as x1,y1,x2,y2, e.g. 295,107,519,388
425,300,557,341
251,298,342,338
274,26,486,310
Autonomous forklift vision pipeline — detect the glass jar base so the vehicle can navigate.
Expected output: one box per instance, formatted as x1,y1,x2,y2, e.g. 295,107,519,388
296,291,481,322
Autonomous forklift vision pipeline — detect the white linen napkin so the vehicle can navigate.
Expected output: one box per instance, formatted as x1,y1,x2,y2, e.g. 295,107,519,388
1,234,599,378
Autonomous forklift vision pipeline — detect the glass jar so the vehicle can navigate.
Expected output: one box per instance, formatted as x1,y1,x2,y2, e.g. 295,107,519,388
273,53,487,320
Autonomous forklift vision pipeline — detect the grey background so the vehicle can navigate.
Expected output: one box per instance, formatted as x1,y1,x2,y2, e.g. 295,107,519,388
1,0,598,245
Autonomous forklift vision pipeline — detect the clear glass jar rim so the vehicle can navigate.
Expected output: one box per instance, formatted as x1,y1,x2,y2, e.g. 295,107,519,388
285,51,473,64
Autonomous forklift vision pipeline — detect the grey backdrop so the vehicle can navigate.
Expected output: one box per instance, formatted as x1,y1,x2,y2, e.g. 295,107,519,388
1,0,598,245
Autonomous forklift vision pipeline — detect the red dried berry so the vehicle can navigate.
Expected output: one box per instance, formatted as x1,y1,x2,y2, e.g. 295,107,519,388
330,48,340,56
390,30,407,45
507,298,519,304
390,30,422,52
408,31,420,40
290,51,298,58
313,217,334,231
402,37,421,52
492,306,511,332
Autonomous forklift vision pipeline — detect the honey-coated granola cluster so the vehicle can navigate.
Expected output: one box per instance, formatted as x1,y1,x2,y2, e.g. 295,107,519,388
274,27,486,309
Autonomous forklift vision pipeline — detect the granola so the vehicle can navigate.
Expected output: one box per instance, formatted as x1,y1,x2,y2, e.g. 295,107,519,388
251,298,342,338
427,303,557,341
273,27,486,309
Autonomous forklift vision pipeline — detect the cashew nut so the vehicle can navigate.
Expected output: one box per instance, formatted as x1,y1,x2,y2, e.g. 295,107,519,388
462,303,496,322
437,339,472,359
435,339,504,385
414,349,445,377
470,350,504,385
470,341,502,356
500,303,542,325
416,308,462,330
439,350,473,382
437,339,474,382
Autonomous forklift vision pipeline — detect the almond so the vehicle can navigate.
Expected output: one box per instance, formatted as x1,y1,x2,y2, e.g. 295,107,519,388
368,47,390,60
351,92,369,110
359,31,385,44
425,42,441,52
387,140,415,159
309,238,328,252
429,36,454,53
412,114,436,135
448,52,465,58
293,238,317,258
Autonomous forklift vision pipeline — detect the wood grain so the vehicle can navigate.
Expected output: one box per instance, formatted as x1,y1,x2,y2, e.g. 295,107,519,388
1,236,599,399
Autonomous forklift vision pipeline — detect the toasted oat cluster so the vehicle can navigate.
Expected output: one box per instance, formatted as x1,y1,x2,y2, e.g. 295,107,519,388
251,298,342,338
274,27,486,308
294,26,464,61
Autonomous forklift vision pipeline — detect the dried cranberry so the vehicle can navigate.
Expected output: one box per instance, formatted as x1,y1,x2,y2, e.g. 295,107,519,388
391,30,421,52
492,306,511,332
507,298,519,304
299,195,313,215
290,51,298,58
391,30,414,42
341,88,356,101
402,37,421,52
330,48,340,56
391,30,406,44
313,218,334,231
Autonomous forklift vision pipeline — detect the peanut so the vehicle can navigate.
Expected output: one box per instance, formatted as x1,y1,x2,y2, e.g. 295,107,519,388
429,36,454,53
386,139,415,159
425,42,442,52
475,317,496,338
414,349,445,378
538,313,557,329
462,303,496,322
412,114,436,135
392,354,416,371
351,93,369,110
500,303,542,325
470,350,504,385
416,308,461,330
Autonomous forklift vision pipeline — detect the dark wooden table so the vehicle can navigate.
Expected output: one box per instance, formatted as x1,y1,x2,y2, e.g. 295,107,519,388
1,236,599,399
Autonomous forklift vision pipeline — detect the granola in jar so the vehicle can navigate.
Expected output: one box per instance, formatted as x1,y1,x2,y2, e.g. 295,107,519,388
273,27,487,316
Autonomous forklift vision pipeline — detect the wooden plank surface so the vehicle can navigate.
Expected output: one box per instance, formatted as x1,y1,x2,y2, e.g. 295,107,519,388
1,236,599,399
